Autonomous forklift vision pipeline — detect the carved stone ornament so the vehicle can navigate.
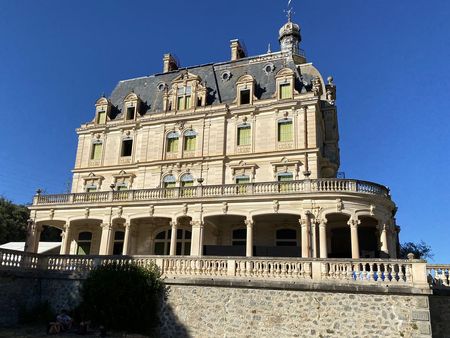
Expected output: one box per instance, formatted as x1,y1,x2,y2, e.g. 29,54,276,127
336,198,344,212
182,203,188,216
149,205,154,217
84,208,90,219
222,202,228,214
49,209,55,220
312,77,322,96
273,200,280,213
347,219,361,228
117,206,123,218
370,204,376,216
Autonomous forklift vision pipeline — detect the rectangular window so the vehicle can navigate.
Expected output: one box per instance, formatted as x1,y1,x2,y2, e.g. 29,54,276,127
185,95,191,109
237,126,251,146
165,182,176,189
278,121,293,142
184,136,196,151
121,139,133,157
278,173,293,192
236,177,250,184
126,106,135,120
117,185,128,191
177,96,185,110
86,186,97,193
240,89,251,105
97,111,106,124
167,138,179,153
91,143,102,160
77,242,91,255
280,83,292,99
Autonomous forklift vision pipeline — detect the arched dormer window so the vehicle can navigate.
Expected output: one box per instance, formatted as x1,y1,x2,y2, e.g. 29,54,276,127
275,68,295,100
183,130,197,152
167,131,179,153
95,97,111,125
236,75,255,105
165,72,207,112
278,118,293,142
237,123,251,146
123,92,141,121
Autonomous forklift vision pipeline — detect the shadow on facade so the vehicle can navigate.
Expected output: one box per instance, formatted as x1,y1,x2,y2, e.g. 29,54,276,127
158,285,191,338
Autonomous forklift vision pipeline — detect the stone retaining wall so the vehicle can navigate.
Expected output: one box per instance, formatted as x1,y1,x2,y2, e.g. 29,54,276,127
429,295,450,338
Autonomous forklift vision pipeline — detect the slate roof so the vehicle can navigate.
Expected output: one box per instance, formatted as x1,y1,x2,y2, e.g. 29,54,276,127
108,52,317,120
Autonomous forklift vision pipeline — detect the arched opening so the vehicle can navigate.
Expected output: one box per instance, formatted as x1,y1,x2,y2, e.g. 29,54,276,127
35,220,64,254
70,219,103,255
203,215,247,256
327,213,351,258
153,227,191,256
359,216,379,258
77,232,92,255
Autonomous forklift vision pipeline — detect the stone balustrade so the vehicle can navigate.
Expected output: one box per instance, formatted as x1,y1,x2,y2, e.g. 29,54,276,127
427,264,450,289
33,178,390,206
0,248,436,293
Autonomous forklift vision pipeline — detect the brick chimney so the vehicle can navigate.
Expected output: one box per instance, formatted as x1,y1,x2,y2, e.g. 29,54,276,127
163,53,179,73
230,39,246,61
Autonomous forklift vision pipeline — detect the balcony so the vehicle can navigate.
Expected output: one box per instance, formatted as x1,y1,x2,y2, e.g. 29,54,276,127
32,179,390,206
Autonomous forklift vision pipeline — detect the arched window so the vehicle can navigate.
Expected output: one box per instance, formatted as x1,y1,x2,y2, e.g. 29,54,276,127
232,228,246,246
154,229,191,255
237,124,251,146
113,230,125,255
184,130,197,152
167,131,179,153
77,232,92,255
180,173,194,187
163,175,176,189
276,229,297,246
278,118,293,142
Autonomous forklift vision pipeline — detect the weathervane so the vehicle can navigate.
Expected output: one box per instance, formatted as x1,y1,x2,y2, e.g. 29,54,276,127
285,0,294,22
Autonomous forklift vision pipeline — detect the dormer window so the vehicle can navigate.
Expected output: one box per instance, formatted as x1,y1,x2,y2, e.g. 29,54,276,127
126,106,135,120
236,75,255,106
279,83,292,100
94,97,111,125
177,86,192,110
167,131,179,153
276,68,295,101
97,111,106,124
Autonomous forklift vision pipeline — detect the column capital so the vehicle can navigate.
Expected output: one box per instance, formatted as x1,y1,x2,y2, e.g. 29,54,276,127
318,218,328,227
123,222,131,229
100,223,112,230
190,220,204,228
170,221,178,228
299,218,308,227
244,219,254,227
347,218,361,228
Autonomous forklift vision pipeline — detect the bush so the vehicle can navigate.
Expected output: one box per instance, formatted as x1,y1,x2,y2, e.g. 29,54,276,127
78,262,162,334
18,301,55,325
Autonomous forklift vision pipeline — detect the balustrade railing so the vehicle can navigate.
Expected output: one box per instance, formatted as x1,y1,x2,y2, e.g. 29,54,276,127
33,179,390,205
0,249,435,292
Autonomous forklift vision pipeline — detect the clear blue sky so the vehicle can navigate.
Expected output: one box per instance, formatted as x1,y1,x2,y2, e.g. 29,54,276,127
0,1,449,262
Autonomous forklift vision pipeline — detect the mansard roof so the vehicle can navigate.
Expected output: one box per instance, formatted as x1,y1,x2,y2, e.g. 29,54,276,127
108,52,320,120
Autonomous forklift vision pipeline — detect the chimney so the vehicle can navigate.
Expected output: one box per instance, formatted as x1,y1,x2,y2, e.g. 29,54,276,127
230,39,246,61
163,53,179,73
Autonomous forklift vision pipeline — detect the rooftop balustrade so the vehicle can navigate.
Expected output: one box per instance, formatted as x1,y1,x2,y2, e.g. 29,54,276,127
32,178,390,206
0,248,438,294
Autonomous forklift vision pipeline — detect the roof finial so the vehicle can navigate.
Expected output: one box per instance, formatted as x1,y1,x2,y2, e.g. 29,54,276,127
285,0,294,22
267,43,272,54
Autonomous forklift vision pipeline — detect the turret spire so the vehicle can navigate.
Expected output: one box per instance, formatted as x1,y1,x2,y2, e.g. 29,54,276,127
279,1,301,55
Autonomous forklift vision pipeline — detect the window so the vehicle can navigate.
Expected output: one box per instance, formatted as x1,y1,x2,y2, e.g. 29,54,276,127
177,86,192,110
236,175,250,194
97,111,106,124
154,229,191,255
77,232,92,255
126,106,135,120
239,89,251,105
279,83,292,99
237,125,251,146
276,229,297,246
90,142,102,160
232,228,246,246
278,172,293,192
163,175,176,189
117,184,128,191
121,139,133,157
184,130,197,152
278,119,293,142
181,174,194,187
85,185,97,192
113,231,124,255
167,132,179,153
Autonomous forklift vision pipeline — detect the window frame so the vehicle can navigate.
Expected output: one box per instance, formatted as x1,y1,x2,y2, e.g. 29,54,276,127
121,138,133,157
167,131,180,153
277,118,293,142
237,124,251,146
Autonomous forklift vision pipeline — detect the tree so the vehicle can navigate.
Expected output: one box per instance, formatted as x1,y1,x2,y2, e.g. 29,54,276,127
399,241,433,260
0,196,29,245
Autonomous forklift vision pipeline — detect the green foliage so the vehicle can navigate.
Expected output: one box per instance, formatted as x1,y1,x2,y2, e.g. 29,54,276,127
18,301,55,325
400,240,433,260
79,262,163,334
0,196,29,245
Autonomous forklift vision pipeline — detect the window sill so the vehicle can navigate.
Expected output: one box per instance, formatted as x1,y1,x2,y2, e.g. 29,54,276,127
166,153,179,160
89,159,101,167
277,142,294,150
236,145,251,154
119,157,132,165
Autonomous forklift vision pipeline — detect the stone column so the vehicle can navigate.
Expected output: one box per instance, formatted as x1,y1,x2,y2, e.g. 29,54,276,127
60,223,72,255
190,220,204,256
245,218,254,257
122,222,131,255
32,225,43,254
319,219,328,258
348,218,361,259
24,220,38,253
99,223,113,255
300,216,309,258
379,222,389,257
169,221,178,256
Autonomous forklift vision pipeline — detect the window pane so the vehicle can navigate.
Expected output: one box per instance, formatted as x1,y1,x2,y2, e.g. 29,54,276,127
181,180,193,187
280,83,291,99
184,231,192,239
177,96,185,110
183,242,191,255
86,187,97,192
97,111,106,124
154,242,165,255
121,139,133,156
117,185,128,191
184,135,196,151
78,232,92,241
236,177,250,184
185,95,191,109
237,126,251,146
240,89,251,105
165,182,176,188
278,173,293,182
278,121,293,142
168,138,179,152
91,143,102,160
155,231,166,240
114,231,125,240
